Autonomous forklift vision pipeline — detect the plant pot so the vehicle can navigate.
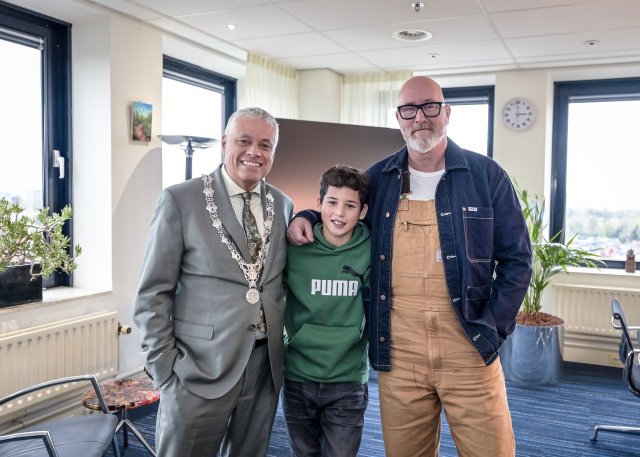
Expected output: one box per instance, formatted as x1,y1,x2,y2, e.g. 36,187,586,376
0,264,43,308
499,322,563,386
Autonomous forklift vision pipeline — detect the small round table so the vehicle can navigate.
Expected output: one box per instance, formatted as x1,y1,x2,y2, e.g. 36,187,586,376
82,376,159,456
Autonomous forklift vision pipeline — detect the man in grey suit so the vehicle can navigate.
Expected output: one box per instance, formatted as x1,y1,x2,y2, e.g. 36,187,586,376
133,107,294,457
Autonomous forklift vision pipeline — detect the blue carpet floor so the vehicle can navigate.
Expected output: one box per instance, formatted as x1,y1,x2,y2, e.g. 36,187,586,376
109,362,640,456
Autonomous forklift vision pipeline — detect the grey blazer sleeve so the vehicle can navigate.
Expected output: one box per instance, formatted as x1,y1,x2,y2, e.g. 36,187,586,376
133,188,184,388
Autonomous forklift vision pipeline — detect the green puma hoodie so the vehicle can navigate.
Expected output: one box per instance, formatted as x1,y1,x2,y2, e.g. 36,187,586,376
284,222,371,384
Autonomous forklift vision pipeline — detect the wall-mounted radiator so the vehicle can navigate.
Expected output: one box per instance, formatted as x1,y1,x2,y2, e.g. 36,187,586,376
0,311,119,421
553,284,640,367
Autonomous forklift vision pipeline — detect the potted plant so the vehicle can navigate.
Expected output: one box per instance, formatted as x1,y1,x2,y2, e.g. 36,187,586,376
500,185,603,385
0,197,81,308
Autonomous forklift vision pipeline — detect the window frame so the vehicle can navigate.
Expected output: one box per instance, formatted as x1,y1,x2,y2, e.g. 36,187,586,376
442,85,495,158
0,1,72,287
551,77,640,269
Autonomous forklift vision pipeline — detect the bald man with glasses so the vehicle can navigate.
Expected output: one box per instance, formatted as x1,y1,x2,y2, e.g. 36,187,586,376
287,76,532,457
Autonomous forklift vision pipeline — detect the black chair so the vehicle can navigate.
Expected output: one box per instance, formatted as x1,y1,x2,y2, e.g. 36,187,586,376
591,298,640,441
0,374,120,457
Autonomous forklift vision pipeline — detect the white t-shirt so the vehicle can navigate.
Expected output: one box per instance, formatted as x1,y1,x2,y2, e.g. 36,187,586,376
408,166,445,201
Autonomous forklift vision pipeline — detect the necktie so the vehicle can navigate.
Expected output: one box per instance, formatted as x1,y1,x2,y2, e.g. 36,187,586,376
241,192,262,262
241,192,266,333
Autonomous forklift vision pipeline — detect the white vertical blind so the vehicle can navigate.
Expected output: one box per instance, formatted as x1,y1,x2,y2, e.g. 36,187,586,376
341,71,412,127
245,53,298,118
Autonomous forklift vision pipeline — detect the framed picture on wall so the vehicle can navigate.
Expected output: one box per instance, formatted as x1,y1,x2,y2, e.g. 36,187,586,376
131,101,152,142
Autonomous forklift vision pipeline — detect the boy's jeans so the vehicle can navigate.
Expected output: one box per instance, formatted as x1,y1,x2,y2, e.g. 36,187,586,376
282,379,368,457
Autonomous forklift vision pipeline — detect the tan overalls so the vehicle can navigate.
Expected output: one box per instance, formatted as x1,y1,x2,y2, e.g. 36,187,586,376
377,198,515,457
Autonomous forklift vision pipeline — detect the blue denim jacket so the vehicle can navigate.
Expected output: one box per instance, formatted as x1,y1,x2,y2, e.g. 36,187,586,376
297,139,532,370
365,139,532,370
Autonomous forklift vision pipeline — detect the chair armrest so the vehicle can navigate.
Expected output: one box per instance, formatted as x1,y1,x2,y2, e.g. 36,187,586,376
0,374,111,414
0,430,58,456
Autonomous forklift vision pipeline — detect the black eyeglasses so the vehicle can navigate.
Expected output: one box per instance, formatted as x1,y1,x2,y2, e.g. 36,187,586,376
397,102,446,120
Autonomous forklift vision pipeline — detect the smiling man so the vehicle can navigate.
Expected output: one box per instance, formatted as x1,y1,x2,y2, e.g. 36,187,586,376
133,107,294,457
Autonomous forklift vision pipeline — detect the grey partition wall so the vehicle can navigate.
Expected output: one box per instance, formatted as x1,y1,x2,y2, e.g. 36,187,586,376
270,118,405,211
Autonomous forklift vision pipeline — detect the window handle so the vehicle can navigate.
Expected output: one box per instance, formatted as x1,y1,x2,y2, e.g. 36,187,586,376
53,149,65,179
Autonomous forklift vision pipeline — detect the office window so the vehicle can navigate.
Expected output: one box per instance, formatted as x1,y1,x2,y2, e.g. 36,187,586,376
162,56,236,188
443,86,494,157
0,2,72,287
552,78,640,269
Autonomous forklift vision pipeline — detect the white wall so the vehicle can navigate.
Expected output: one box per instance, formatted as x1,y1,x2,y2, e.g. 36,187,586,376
72,14,113,291
492,69,553,197
108,16,164,374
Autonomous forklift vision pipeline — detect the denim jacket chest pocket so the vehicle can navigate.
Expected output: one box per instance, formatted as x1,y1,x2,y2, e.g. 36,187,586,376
461,206,494,262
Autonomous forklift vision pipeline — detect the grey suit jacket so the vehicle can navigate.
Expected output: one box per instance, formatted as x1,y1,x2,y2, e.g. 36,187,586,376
133,166,294,399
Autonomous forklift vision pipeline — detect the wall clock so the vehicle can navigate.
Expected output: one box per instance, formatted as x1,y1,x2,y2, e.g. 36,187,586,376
502,98,536,131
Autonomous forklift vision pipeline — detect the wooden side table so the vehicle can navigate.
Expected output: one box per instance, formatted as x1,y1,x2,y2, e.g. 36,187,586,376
83,376,159,456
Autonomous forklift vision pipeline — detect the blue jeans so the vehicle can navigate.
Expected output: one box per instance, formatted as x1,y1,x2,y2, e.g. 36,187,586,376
282,379,368,457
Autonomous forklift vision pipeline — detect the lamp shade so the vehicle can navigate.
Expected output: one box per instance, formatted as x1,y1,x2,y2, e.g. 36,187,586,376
158,135,218,180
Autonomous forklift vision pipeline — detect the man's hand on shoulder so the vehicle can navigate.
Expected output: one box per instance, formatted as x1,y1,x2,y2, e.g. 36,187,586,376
287,216,314,246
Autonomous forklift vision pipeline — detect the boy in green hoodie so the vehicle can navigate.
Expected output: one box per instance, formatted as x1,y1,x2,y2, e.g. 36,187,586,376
283,164,371,457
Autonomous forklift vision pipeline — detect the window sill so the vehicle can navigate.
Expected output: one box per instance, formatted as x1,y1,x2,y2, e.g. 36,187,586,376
43,287,111,303
566,266,640,277
553,266,640,291
0,287,112,316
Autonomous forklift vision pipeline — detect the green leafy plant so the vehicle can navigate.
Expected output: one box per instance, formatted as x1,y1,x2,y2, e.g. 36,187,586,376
517,185,603,322
0,197,81,278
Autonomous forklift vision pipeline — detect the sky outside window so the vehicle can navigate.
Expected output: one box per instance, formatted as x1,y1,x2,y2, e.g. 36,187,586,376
0,38,42,216
565,100,640,260
161,77,222,188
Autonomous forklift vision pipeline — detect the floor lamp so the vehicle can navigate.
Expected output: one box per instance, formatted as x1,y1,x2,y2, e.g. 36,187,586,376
158,135,218,181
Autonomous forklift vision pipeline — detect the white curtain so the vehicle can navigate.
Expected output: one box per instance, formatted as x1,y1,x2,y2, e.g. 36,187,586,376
341,71,412,127
245,53,298,119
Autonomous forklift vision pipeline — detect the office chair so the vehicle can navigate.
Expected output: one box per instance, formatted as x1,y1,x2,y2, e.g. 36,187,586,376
0,374,120,457
591,298,640,441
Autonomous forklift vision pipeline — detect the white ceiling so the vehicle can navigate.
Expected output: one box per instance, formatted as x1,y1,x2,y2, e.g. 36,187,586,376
53,0,640,74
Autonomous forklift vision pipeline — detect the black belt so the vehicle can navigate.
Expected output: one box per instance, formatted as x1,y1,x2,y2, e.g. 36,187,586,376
254,338,268,348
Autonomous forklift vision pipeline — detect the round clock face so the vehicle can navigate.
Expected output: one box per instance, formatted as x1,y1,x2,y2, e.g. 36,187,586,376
502,98,536,131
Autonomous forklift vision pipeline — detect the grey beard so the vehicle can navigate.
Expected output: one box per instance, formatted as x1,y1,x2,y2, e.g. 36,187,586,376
406,132,444,154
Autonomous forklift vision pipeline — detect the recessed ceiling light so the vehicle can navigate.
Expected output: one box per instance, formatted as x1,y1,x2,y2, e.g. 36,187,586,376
225,23,236,30
583,39,599,46
392,30,433,42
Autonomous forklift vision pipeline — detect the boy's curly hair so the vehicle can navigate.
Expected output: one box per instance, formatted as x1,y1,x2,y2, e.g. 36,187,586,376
319,165,369,206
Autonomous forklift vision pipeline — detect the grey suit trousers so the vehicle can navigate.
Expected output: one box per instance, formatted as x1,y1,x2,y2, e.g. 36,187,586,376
155,344,277,457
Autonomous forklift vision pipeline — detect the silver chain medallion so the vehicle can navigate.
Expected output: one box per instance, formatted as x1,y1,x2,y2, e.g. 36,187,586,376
201,174,274,305
246,288,260,304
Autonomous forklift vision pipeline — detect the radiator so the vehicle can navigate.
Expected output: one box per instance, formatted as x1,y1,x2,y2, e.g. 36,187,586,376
0,312,119,418
552,284,640,367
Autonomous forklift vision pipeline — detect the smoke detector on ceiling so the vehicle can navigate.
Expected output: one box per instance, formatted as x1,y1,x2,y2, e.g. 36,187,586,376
392,30,433,42
411,2,424,13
